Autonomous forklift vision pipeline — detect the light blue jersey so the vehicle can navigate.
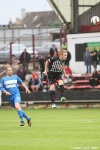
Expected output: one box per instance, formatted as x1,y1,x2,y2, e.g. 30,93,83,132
1,75,23,107
1,75,22,95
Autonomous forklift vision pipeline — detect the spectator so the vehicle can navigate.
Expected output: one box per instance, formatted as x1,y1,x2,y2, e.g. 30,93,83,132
19,49,31,72
97,49,100,68
49,44,58,57
32,70,39,78
90,47,97,71
28,77,33,91
46,53,51,61
89,69,99,87
31,75,43,92
97,70,100,79
83,47,91,74
62,44,71,66
65,50,71,66
39,54,45,77
63,65,72,84
17,64,26,81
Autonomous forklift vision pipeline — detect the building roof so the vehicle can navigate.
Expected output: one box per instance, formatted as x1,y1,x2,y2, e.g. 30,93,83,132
79,2,100,26
21,11,62,28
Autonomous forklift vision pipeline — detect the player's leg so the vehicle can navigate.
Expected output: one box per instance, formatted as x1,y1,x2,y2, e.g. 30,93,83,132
56,73,66,102
8,96,24,126
50,84,56,108
15,102,25,126
58,79,66,102
14,95,31,126
15,103,31,126
48,72,56,108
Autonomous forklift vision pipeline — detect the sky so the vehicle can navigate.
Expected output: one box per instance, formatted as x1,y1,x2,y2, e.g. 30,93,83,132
0,0,52,24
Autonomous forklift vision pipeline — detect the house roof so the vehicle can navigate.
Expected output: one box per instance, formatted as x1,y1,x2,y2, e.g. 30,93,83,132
21,11,62,28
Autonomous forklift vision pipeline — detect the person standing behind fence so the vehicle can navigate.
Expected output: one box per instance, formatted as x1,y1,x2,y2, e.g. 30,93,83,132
50,44,58,57
39,54,45,77
97,49,100,69
19,49,31,72
62,44,71,66
17,64,26,81
90,47,97,71
83,47,91,74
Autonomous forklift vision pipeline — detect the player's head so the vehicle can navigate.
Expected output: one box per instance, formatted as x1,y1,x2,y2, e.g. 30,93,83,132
6,67,13,77
59,50,67,60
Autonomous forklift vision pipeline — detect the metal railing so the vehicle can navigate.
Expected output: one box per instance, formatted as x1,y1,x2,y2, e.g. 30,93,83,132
0,28,67,77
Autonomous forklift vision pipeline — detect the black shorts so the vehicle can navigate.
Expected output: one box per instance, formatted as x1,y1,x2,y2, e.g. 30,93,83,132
48,72,62,84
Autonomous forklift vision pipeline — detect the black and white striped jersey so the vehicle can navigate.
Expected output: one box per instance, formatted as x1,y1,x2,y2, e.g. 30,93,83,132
47,56,65,72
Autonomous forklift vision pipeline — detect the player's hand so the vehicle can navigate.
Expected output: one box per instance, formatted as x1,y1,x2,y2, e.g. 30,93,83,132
5,91,11,96
26,88,30,94
43,71,47,76
64,75,67,78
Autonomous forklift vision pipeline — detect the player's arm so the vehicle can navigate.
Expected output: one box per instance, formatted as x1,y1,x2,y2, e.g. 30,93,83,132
63,66,67,78
0,80,11,95
43,57,55,75
17,76,30,93
21,82,30,93
43,60,49,76
1,87,11,96
3,90,11,96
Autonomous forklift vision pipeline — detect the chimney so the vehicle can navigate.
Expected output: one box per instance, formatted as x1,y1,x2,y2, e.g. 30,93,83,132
21,8,26,19
16,18,21,24
9,18,13,28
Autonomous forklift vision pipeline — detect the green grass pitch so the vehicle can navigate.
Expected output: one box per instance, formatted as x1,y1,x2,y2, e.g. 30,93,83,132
0,108,100,150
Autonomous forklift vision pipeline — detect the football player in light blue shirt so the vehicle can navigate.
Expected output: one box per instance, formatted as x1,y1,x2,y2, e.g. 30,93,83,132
1,67,31,126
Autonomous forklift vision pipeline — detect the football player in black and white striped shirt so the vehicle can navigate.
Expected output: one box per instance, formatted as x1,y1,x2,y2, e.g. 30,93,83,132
43,50,67,108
